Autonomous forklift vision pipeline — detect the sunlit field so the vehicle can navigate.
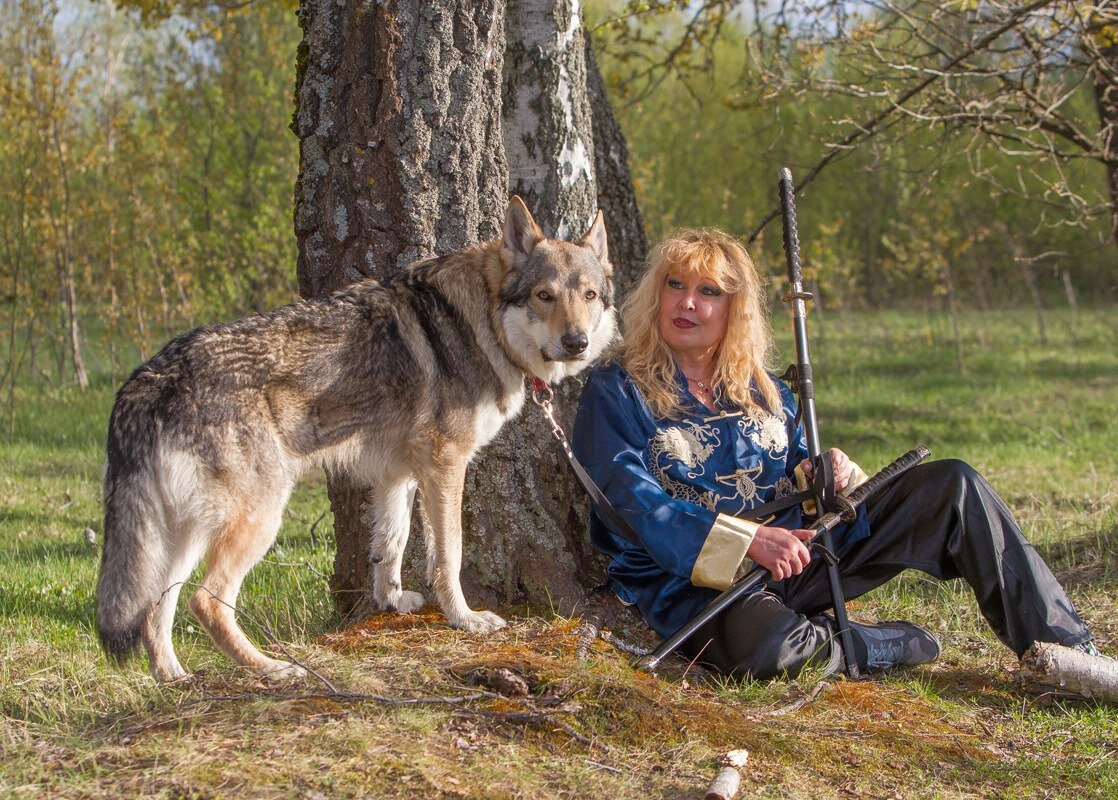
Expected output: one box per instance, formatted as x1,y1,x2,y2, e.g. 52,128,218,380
2,307,1115,799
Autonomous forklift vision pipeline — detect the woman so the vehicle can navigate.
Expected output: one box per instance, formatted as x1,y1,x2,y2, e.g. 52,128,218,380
571,229,1097,680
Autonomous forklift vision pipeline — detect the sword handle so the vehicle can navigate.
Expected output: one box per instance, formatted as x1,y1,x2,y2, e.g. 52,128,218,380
779,168,803,287
844,446,931,509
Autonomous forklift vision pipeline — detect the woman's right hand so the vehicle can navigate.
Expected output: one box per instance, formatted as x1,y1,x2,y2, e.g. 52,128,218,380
746,525,814,581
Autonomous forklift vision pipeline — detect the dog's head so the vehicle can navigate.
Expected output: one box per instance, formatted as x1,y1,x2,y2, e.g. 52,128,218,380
497,197,617,382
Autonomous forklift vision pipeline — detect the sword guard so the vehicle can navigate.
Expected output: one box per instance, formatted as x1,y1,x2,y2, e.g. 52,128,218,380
780,289,814,304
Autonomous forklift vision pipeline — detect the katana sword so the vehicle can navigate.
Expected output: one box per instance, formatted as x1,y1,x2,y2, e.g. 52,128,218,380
777,166,861,678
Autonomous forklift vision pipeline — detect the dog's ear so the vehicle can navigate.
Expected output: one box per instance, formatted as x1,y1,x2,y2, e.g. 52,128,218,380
580,209,610,272
503,196,543,259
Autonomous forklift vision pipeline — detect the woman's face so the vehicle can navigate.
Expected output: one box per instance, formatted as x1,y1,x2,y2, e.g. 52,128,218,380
657,271,731,363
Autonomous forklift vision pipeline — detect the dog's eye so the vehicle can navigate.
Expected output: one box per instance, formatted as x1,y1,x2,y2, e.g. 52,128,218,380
585,290,598,301
536,290,554,302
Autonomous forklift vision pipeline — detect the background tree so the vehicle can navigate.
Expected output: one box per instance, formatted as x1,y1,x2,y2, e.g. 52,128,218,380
737,0,1118,252
595,0,1116,307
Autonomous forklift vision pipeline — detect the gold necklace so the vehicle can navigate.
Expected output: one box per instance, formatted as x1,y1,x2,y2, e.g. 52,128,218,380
685,374,713,393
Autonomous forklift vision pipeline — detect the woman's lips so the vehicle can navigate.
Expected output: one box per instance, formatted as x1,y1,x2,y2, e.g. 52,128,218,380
673,317,696,329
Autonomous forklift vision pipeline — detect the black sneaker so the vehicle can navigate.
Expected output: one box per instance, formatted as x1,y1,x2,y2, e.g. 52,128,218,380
848,620,941,672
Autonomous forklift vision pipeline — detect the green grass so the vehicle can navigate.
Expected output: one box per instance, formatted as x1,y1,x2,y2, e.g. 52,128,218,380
1,307,1116,798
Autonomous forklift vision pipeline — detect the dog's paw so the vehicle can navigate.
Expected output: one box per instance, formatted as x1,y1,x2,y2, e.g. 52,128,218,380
153,665,193,685
394,590,426,614
454,610,507,634
376,589,426,614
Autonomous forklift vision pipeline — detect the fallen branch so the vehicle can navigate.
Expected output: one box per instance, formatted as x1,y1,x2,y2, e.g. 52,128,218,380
177,689,502,711
600,630,653,657
705,750,748,800
115,689,503,741
1017,642,1118,703
705,768,740,800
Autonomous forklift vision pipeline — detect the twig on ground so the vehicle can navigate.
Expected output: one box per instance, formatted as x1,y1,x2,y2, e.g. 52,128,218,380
768,681,830,716
156,580,336,693
260,557,329,580
113,690,503,741
461,702,604,751
179,689,501,709
585,759,622,774
309,509,328,546
575,612,603,660
600,629,653,657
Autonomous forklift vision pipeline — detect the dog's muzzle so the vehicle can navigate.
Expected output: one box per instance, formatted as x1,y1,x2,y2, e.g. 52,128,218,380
541,332,590,363
561,332,589,355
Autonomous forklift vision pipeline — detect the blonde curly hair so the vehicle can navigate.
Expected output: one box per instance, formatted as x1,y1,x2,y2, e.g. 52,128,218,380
618,228,780,420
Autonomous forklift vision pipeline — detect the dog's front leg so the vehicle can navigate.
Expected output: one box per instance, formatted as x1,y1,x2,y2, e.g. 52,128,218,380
370,478,425,614
418,443,506,633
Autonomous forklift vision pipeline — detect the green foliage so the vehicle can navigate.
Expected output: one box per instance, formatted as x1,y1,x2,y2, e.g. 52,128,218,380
590,4,1116,309
0,0,301,396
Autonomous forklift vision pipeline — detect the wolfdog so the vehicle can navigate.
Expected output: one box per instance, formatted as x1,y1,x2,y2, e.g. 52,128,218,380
96,197,616,682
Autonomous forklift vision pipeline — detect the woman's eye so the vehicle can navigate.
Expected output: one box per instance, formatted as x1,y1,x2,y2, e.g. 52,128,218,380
700,285,722,297
536,290,554,302
585,290,598,301
667,278,684,289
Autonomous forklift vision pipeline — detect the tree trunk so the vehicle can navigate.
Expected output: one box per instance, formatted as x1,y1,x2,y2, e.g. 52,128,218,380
442,0,608,618
293,0,648,619
293,0,508,616
50,122,89,391
452,6,650,616
1091,41,1118,251
503,0,596,238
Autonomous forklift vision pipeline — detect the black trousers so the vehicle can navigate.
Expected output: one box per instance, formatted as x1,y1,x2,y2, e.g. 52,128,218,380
680,459,1092,680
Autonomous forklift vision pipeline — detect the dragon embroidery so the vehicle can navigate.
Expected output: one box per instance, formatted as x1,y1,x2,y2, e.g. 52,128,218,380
737,408,788,458
648,422,721,509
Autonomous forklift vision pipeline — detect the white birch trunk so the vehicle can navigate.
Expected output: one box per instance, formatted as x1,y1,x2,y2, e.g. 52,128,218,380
503,0,596,239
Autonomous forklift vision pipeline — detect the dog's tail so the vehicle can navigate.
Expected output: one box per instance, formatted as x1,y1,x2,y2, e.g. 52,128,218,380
96,390,168,664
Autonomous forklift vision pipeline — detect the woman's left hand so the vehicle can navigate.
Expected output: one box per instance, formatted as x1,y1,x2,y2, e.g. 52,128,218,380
799,447,854,492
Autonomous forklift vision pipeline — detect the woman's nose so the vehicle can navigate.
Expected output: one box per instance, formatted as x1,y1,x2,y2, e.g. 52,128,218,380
678,291,696,311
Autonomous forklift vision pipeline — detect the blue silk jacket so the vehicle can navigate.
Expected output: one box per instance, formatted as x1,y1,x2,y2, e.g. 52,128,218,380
571,361,870,638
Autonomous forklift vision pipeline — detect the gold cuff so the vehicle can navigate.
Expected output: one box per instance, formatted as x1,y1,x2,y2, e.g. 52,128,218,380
691,514,761,590
795,459,869,517
847,462,869,492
